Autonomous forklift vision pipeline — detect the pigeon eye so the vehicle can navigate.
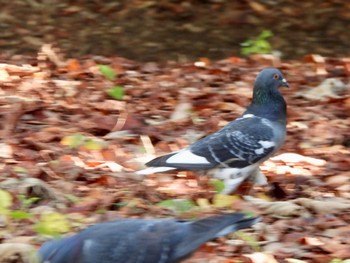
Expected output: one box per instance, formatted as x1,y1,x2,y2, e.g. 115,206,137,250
273,74,279,79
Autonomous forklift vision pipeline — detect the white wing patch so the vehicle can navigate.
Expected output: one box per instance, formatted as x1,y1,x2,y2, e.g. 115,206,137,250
258,140,275,148
254,148,264,155
254,140,275,155
136,167,176,175
237,114,255,120
165,150,210,165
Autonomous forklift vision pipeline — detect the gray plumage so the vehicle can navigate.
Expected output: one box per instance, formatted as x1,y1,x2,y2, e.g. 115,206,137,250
137,68,289,193
39,213,259,263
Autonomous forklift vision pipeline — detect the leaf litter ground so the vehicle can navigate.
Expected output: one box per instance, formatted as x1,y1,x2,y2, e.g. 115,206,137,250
0,47,349,263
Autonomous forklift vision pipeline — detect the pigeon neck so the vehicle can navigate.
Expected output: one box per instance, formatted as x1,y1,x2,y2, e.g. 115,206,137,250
245,87,287,123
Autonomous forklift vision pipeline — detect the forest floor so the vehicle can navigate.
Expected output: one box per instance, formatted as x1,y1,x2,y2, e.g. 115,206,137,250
0,48,349,263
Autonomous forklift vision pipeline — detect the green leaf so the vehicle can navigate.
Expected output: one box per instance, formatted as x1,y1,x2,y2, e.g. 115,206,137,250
107,86,124,100
210,179,225,193
35,212,71,237
157,199,196,213
259,29,273,39
98,65,117,80
18,195,40,209
10,210,33,220
240,30,273,56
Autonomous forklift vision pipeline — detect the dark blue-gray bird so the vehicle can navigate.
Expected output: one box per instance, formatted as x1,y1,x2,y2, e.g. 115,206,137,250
137,68,289,193
39,213,259,263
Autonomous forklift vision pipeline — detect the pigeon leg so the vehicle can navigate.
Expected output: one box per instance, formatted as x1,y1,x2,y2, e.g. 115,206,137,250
250,168,268,186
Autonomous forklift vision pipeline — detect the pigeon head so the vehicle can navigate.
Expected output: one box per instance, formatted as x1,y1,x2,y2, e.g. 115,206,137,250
254,68,289,91
247,68,288,121
251,68,288,105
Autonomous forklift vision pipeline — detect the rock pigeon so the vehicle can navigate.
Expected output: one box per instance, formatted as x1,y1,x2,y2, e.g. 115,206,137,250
137,68,288,193
39,213,259,263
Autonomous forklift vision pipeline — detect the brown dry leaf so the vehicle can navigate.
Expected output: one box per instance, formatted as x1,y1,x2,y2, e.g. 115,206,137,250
243,196,307,218
323,225,350,239
248,2,268,13
271,153,326,166
20,178,60,201
315,235,350,258
298,78,347,101
0,143,13,158
244,252,279,263
170,102,192,121
217,102,244,112
293,197,350,214
331,247,350,259
304,54,326,64
66,58,82,72
0,243,38,263
90,100,125,112
249,54,281,67
0,63,40,75
325,172,350,187
300,236,324,246
40,44,65,67
303,54,327,75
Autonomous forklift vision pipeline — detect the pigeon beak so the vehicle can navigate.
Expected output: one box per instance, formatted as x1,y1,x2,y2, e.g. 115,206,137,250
281,78,289,88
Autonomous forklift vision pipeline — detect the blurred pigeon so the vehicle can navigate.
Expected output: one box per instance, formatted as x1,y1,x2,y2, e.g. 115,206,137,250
39,213,259,263
137,68,288,193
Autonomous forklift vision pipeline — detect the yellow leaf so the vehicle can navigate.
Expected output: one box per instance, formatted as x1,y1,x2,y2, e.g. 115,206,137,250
36,212,71,236
0,190,12,214
213,194,239,208
83,139,104,150
61,134,85,148
196,198,211,208
255,193,272,202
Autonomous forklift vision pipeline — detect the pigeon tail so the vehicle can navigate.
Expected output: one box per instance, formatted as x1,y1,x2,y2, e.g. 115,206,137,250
173,213,260,260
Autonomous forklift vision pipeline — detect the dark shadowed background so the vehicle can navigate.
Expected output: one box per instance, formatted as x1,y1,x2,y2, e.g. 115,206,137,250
1,0,349,61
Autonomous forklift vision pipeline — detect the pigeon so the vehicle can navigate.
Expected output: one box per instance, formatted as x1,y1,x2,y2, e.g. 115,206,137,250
137,68,288,193
39,213,259,263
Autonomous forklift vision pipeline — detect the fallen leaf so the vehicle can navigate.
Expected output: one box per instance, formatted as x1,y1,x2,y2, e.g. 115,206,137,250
298,78,347,101
0,143,13,158
244,252,279,263
285,259,309,263
0,243,38,263
213,194,239,208
244,196,307,218
300,236,324,246
36,212,71,236
170,102,192,121
294,197,350,214
271,153,326,166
